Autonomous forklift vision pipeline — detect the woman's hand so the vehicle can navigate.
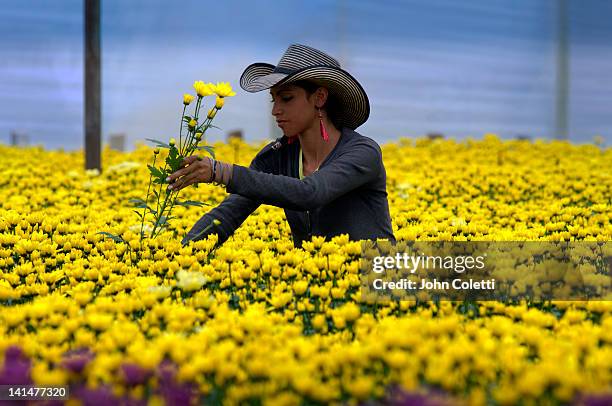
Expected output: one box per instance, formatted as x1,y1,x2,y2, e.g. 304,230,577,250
166,155,212,192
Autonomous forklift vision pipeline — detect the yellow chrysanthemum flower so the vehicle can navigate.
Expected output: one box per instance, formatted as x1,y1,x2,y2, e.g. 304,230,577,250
193,81,215,97
214,82,236,97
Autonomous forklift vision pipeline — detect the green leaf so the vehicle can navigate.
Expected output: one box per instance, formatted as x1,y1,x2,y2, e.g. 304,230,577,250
165,145,184,172
147,164,163,178
175,199,210,208
195,145,216,159
145,138,171,148
149,165,169,184
132,210,144,219
133,203,157,214
183,115,192,122
129,198,146,206
97,231,125,244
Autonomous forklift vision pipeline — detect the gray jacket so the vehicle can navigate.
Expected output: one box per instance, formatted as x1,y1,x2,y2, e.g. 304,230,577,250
182,126,396,248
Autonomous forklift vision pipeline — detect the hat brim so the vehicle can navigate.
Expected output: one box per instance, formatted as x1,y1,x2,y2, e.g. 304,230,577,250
240,63,370,130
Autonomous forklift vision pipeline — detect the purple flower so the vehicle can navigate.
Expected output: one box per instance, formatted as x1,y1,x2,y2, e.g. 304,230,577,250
156,358,177,384
575,393,612,406
158,383,197,406
362,385,459,406
119,396,148,406
34,401,64,406
154,359,197,406
0,345,32,385
61,348,95,373
72,384,117,406
121,363,152,386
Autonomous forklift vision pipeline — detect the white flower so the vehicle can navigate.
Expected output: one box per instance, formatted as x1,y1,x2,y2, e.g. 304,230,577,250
451,217,467,227
397,182,413,190
107,161,141,174
129,223,153,235
176,269,207,292
147,285,172,299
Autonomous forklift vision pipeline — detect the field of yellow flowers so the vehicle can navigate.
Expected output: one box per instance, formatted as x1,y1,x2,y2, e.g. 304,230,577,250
0,135,611,405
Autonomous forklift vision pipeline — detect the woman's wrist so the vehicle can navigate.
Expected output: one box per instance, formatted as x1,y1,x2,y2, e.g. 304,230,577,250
208,158,233,186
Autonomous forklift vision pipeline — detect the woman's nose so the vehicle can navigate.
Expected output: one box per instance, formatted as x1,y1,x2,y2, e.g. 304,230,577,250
271,102,282,116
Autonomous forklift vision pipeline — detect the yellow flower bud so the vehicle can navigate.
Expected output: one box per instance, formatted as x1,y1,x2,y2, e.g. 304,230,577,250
312,314,326,331
183,94,195,105
195,132,203,141
169,138,176,147
213,219,221,226
215,96,225,109
292,280,308,296
188,119,197,128
153,147,160,155
207,108,216,120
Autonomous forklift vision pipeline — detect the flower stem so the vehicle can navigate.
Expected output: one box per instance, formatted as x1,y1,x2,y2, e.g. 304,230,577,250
140,155,157,251
151,187,175,238
178,105,186,154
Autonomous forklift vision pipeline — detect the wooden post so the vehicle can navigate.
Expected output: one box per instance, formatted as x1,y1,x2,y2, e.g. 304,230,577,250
84,0,101,171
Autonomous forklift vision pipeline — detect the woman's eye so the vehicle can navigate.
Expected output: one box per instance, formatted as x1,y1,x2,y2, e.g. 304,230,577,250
270,97,293,103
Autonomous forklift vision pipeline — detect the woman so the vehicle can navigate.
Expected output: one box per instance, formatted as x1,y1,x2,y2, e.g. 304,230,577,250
167,44,396,248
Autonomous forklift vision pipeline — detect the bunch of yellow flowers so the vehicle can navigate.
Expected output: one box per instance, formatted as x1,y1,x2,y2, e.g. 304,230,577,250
98,81,236,253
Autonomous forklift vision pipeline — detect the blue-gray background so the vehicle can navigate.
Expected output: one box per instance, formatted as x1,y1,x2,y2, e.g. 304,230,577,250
1,0,611,151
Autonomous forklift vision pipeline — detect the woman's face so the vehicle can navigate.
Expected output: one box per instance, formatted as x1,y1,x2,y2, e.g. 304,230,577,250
270,84,318,137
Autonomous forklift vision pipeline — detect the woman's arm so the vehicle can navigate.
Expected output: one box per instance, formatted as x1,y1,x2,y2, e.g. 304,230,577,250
181,193,260,246
226,140,381,211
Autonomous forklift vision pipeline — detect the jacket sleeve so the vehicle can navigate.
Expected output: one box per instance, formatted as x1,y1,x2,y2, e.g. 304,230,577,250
225,140,381,212
181,143,276,247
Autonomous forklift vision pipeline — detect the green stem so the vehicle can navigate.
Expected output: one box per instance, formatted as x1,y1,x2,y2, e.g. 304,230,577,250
158,189,180,238
151,188,175,238
186,118,214,157
182,97,202,156
140,154,157,251
179,105,187,154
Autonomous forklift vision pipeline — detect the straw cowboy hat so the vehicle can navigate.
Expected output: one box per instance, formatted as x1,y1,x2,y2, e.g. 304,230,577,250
239,43,370,130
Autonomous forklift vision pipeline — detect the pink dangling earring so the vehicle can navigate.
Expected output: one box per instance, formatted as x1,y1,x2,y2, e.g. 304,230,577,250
318,108,329,142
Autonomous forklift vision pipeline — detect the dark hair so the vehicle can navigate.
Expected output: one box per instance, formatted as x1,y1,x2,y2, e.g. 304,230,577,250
291,80,343,130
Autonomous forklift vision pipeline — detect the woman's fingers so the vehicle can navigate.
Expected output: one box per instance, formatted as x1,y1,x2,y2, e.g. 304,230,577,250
167,156,199,183
168,171,199,192
166,156,213,192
